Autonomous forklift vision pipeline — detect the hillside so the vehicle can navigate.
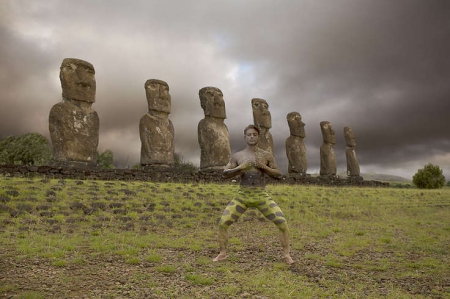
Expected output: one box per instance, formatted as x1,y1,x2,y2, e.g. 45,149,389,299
359,172,411,182
307,172,412,182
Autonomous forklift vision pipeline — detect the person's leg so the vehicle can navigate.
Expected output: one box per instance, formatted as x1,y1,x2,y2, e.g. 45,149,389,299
258,198,294,264
213,225,229,261
213,198,247,261
276,221,294,264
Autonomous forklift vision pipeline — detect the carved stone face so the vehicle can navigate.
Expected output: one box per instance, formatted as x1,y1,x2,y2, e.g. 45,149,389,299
60,58,96,103
320,121,335,144
344,127,356,147
287,112,305,138
145,79,171,113
199,87,226,119
252,98,271,129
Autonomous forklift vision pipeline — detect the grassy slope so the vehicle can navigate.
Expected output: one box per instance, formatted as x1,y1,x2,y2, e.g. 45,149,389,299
0,177,449,298
333,172,411,182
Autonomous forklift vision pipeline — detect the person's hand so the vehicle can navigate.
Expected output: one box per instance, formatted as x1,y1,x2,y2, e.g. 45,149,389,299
239,161,253,170
255,160,267,170
254,152,266,170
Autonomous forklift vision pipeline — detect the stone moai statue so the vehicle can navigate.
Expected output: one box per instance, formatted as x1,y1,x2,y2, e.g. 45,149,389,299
344,126,360,177
139,79,174,167
251,98,274,154
198,87,231,171
49,58,99,166
286,112,307,174
320,121,337,176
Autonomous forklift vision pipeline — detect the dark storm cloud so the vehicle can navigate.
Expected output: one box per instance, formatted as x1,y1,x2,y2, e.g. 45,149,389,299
1,0,449,178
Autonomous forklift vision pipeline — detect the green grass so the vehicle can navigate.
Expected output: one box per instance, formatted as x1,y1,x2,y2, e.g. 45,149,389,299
156,265,177,273
185,273,215,285
1,177,449,298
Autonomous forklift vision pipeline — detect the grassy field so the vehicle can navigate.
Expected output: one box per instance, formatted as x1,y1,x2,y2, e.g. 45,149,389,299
0,177,449,298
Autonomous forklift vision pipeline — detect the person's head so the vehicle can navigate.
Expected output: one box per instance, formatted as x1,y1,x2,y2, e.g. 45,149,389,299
60,58,96,103
287,112,305,137
244,124,259,145
199,87,226,119
251,98,271,129
320,121,335,144
344,127,356,147
145,79,171,113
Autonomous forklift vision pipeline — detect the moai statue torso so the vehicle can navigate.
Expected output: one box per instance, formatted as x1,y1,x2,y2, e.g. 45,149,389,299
344,127,360,177
252,98,274,155
286,112,307,174
320,121,337,176
139,79,174,167
197,87,231,171
49,58,99,165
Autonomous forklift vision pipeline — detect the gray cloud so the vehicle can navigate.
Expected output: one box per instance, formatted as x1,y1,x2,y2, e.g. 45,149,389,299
1,0,450,179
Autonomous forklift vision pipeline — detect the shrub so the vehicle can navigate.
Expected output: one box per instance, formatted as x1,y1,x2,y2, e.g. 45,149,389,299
412,163,445,189
96,150,115,169
0,133,52,165
174,153,198,173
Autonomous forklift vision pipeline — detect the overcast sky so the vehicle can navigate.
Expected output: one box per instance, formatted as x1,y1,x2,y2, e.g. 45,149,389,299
1,0,449,179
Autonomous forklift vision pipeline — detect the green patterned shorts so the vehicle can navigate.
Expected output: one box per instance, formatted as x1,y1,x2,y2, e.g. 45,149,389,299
218,187,287,228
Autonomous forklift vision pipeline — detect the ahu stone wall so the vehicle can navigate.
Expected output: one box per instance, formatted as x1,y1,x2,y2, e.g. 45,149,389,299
0,165,389,187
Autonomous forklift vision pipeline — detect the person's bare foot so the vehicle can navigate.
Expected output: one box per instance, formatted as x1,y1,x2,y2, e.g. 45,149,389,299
284,255,295,264
213,252,227,262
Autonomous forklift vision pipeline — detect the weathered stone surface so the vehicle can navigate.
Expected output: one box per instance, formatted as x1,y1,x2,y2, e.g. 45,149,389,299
286,112,307,174
139,79,174,167
197,87,231,171
49,58,99,165
251,98,274,154
0,165,389,187
344,126,361,177
320,121,337,176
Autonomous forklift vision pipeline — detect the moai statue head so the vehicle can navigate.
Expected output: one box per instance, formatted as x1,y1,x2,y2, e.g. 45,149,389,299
60,58,96,103
287,112,305,138
252,98,271,129
199,87,226,119
145,79,171,114
344,127,356,148
320,121,335,145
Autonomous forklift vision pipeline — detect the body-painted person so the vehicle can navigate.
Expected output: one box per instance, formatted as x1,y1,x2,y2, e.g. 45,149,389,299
213,124,294,264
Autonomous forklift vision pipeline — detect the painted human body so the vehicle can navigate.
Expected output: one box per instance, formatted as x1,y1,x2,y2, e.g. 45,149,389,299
213,125,294,264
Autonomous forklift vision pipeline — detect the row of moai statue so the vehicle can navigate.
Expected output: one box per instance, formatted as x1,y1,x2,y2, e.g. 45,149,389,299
48,58,360,176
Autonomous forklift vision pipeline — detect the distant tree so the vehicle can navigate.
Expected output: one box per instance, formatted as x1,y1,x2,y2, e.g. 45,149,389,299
0,136,16,164
412,163,445,189
174,153,198,173
132,163,142,170
96,150,115,169
447,181,450,187
131,154,198,172
0,133,52,165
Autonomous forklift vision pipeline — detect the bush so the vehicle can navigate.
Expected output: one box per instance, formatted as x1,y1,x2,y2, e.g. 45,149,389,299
412,163,445,189
174,153,198,173
0,133,52,165
96,150,115,169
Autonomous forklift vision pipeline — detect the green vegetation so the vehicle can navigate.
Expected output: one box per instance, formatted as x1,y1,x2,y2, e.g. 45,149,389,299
96,149,115,169
0,133,52,165
173,152,198,173
413,163,446,189
0,177,449,298
131,152,198,172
